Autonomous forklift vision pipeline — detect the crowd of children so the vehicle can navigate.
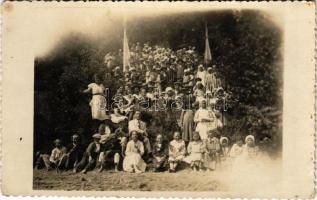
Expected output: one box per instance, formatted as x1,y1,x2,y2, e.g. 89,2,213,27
35,43,264,174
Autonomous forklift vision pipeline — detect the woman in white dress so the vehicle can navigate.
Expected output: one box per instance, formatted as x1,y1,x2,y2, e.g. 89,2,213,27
123,131,147,173
194,100,217,140
83,74,107,120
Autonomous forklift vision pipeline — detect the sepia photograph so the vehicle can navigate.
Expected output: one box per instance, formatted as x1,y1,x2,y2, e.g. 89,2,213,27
1,2,315,198
33,6,283,192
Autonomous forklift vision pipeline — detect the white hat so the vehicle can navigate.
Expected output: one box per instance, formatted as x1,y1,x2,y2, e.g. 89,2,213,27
92,134,101,139
54,139,62,144
220,137,229,144
245,135,255,143
72,134,79,139
165,87,173,93
217,87,224,92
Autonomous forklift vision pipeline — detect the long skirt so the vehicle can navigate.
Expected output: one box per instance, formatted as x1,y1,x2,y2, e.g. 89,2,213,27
123,153,146,173
182,111,194,142
195,122,216,140
90,95,107,120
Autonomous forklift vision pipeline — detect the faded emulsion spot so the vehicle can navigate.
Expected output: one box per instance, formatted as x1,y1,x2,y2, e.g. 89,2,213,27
105,9,112,17
4,3,14,13
19,137,22,141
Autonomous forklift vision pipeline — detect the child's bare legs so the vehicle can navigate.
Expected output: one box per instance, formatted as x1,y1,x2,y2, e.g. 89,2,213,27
169,161,177,172
197,161,203,171
98,152,105,172
190,162,196,171
114,153,120,172
191,161,203,172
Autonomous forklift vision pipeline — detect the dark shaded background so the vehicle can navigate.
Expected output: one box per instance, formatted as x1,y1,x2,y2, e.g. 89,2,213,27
34,10,282,155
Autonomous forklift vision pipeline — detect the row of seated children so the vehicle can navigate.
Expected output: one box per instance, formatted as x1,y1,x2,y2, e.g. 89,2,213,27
35,126,259,173
122,129,259,173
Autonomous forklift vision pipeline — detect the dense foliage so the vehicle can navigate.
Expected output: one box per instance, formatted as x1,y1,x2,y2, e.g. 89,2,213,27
34,10,282,154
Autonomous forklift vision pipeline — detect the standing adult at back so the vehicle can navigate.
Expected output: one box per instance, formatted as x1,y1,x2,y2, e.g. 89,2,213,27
82,74,108,121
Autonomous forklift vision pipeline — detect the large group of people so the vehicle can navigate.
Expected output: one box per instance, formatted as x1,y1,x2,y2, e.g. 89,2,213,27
35,43,267,174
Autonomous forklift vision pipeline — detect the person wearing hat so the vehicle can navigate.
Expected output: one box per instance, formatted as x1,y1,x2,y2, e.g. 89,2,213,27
64,134,85,170
220,136,230,160
74,134,101,173
162,86,174,103
113,66,122,79
241,135,259,160
196,64,206,86
205,67,217,93
35,139,67,171
146,85,157,101
194,100,217,140
193,82,206,104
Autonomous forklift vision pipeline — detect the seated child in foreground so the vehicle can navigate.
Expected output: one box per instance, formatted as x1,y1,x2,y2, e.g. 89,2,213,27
220,136,230,160
168,131,186,173
184,132,205,171
229,136,244,159
152,134,168,172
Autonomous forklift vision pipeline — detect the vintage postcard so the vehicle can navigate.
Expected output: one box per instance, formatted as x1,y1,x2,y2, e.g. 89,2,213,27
1,1,315,198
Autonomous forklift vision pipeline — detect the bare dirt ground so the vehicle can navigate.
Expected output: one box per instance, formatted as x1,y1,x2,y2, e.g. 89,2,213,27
33,169,228,191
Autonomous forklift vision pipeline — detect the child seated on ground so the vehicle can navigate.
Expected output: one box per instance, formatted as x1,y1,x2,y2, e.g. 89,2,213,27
220,136,230,160
168,131,186,173
204,130,221,171
74,134,101,174
35,139,67,171
229,136,244,159
123,131,147,173
152,134,168,172
242,135,259,160
184,132,205,171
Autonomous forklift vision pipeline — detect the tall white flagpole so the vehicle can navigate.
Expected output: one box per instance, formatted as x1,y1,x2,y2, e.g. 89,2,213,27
123,16,131,73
